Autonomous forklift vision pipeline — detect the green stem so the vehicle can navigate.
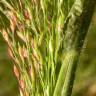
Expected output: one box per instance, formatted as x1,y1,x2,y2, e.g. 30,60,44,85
53,0,96,96
53,50,78,96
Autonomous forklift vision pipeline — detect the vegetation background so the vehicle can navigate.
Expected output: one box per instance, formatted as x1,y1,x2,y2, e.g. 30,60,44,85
0,3,96,96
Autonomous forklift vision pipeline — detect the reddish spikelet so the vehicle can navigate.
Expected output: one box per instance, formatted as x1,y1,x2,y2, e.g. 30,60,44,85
24,8,32,20
14,65,20,80
29,66,36,83
24,9,30,20
18,23,25,32
18,47,28,60
8,47,13,58
2,30,8,42
22,48,28,58
31,39,35,49
9,12,17,32
8,46,21,64
29,66,32,77
19,79,25,90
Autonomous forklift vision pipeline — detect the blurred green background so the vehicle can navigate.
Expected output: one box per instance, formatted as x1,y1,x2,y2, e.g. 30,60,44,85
0,7,96,96
0,33,19,96
72,7,96,96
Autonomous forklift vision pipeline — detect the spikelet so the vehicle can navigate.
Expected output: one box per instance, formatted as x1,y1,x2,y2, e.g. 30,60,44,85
8,11,18,32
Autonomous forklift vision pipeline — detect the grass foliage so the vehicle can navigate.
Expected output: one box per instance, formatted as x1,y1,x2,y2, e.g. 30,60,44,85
0,0,95,96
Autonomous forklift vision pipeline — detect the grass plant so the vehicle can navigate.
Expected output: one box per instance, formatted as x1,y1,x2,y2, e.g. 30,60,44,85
0,0,95,96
